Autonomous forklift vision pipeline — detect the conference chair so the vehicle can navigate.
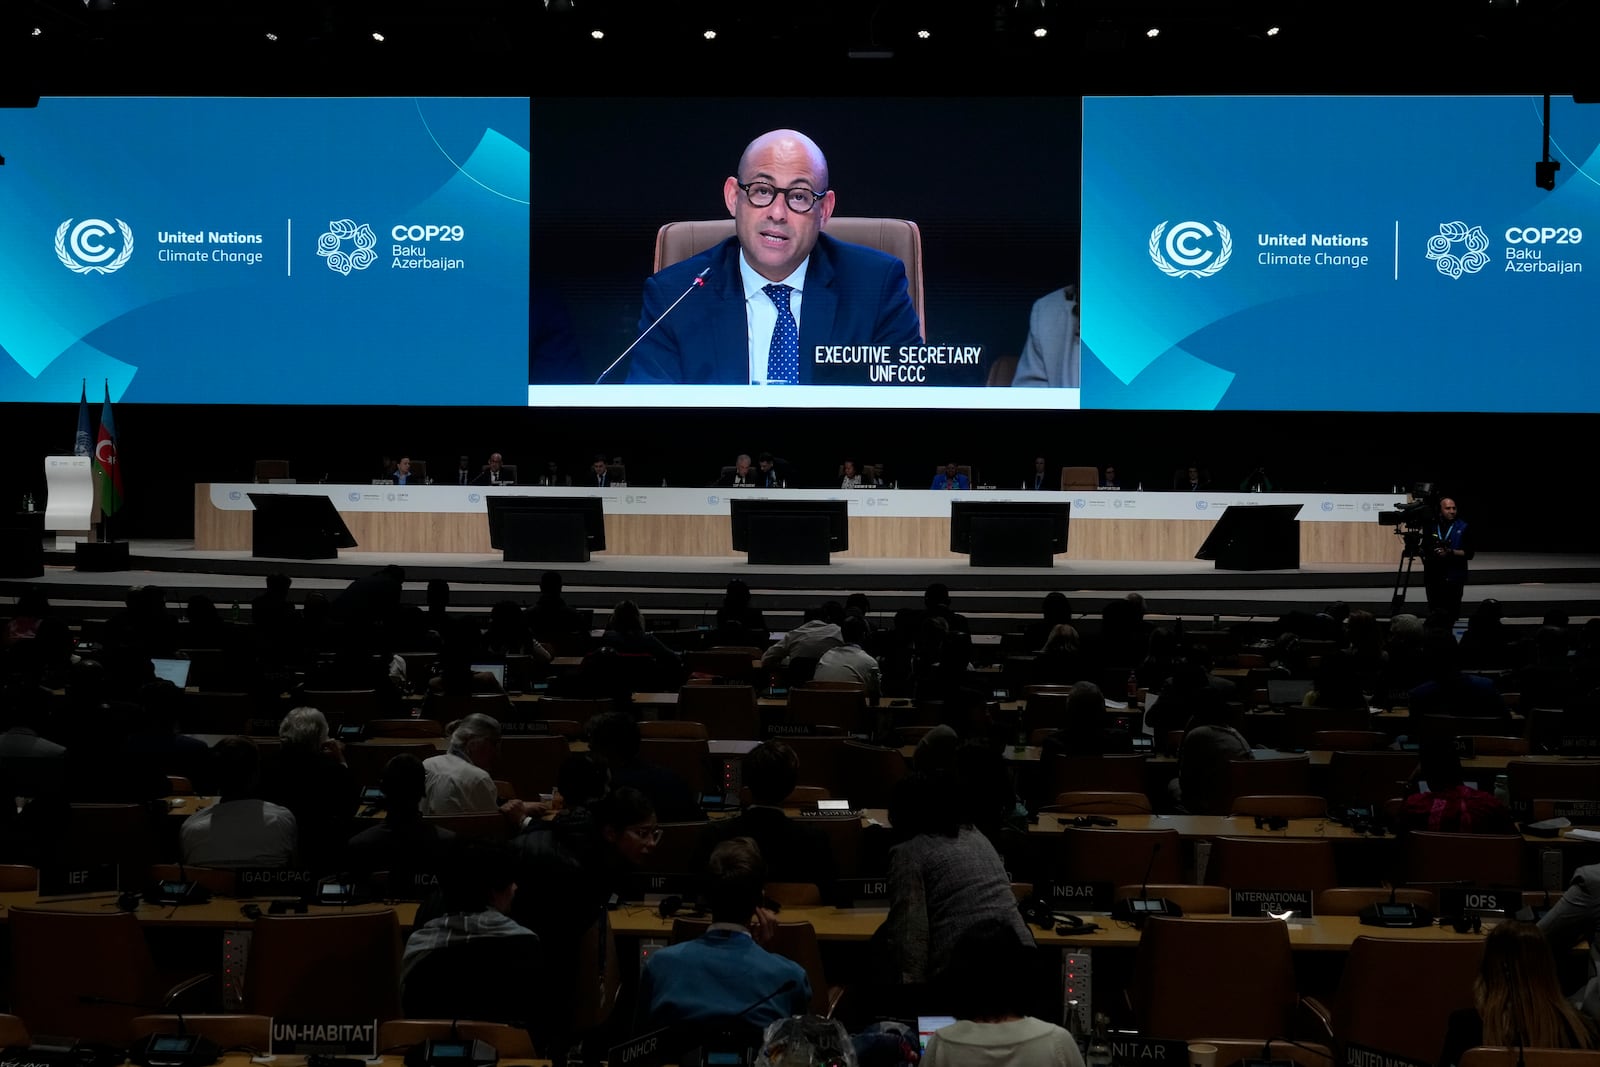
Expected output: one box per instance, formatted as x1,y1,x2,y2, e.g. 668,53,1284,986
685,649,759,683
8,908,210,1045
131,1015,271,1052
1129,916,1300,1040
253,459,290,482
639,737,711,797
424,691,513,724
344,741,438,789
1040,753,1147,803
670,916,839,1017
1224,754,1312,808
377,1021,536,1060
51,802,156,889
497,734,570,800
1057,826,1181,888
1020,686,1073,736
1307,730,1389,751
570,915,622,1035
1059,466,1099,490
1044,790,1154,815
1303,936,1484,1067
364,718,446,738
1505,757,1600,806
787,683,867,732
1207,837,1340,893
639,719,709,740
1313,887,1437,916
1459,735,1530,756
1113,883,1231,915
1404,831,1524,888
839,740,908,809
299,688,382,726
424,813,509,842
1325,750,1419,808
1229,794,1328,819
244,911,401,1021
929,464,974,486
985,356,1017,387
0,865,36,891
785,734,849,797
400,934,540,1028
654,217,926,335
675,684,760,740
0,1016,28,1048
150,862,237,897
739,784,830,807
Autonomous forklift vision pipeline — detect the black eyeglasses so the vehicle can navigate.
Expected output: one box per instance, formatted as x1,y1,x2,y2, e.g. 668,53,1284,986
736,181,828,213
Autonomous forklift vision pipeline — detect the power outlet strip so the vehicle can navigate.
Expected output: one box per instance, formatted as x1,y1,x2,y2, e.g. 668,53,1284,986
639,937,668,972
222,928,252,1011
1063,950,1092,1034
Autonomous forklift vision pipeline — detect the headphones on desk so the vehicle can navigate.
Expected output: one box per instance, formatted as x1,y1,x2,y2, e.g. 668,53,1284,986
1020,895,1099,935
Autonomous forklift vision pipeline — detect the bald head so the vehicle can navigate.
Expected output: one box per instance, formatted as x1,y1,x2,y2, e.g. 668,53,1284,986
737,129,830,193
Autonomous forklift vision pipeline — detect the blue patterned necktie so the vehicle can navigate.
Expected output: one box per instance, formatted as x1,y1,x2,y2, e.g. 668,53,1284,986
763,283,799,385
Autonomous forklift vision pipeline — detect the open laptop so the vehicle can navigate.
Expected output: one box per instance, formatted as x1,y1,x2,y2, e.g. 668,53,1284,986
917,1016,956,1055
150,657,191,687
1266,679,1314,707
470,662,506,687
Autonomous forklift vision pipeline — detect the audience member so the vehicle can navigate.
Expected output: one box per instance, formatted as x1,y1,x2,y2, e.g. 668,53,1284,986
1456,599,1513,669
346,754,459,885
1021,591,1072,651
1172,689,1251,815
401,841,540,1025
714,579,770,646
1399,739,1516,834
1408,629,1507,720
761,603,845,671
814,615,880,694
1539,861,1600,1020
483,600,554,664
587,454,613,487
756,453,783,489
526,571,588,644
692,741,837,894
1040,681,1132,757
423,713,502,815
180,737,297,867
922,583,971,635
260,706,358,873
922,918,1082,1067
636,837,811,1030
878,772,1031,985
1030,624,1088,687
587,711,703,821
1438,922,1598,1067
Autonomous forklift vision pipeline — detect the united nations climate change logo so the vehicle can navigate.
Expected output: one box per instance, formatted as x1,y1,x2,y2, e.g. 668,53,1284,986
1426,221,1490,279
56,218,134,275
317,219,378,276
1150,220,1232,278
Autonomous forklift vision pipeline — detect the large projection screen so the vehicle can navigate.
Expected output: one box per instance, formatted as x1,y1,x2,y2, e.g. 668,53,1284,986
1080,95,1600,412
0,97,530,405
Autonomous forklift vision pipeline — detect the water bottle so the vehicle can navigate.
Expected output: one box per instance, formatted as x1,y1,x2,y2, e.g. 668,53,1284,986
1493,774,1510,806
1087,1013,1113,1067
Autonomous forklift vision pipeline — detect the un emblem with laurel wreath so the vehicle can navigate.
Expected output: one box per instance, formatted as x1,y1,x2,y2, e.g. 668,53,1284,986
56,218,135,275
1149,220,1232,278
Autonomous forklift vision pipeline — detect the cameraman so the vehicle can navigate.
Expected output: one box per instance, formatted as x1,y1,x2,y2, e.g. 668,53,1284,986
1423,497,1473,623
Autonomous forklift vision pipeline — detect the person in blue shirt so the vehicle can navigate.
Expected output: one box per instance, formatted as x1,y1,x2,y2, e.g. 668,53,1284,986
1423,496,1473,623
931,462,969,490
636,837,811,1031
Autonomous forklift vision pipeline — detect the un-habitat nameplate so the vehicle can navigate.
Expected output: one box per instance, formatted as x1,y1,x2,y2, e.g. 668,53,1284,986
269,1020,377,1057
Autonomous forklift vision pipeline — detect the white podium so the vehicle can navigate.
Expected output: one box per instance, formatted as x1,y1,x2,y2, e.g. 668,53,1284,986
44,455,98,549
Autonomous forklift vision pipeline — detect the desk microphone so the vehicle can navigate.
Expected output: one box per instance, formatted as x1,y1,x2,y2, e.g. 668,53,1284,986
1111,841,1180,925
81,976,221,1066
594,267,712,384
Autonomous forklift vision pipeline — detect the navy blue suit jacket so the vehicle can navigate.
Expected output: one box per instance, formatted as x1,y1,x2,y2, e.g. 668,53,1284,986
625,233,923,385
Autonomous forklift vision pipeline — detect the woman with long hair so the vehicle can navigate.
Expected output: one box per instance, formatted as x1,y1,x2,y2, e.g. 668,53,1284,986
1438,922,1598,1067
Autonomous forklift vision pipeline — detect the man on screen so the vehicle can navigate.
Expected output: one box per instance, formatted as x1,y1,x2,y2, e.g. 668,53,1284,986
1011,283,1080,389
624,129,923,386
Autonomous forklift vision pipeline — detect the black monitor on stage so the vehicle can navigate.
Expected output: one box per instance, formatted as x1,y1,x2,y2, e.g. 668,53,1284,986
247,493,358,560
1194,503,1301,571
485,494,605,562
729,498,848,565
949,500,1070,567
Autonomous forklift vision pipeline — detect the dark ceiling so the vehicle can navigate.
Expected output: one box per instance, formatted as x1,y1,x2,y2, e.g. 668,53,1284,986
1,0,1593,95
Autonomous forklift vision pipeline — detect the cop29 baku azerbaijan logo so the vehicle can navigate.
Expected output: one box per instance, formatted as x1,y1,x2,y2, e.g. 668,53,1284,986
1425,221,1490,279
1150,220,1232,278
56,218,134,275
317,219,378,276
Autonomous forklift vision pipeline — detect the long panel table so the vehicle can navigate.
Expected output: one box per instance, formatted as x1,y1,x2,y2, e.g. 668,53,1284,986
195,484,1402,561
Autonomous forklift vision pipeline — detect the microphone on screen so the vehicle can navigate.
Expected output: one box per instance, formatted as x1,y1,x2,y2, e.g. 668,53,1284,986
595,266,713,384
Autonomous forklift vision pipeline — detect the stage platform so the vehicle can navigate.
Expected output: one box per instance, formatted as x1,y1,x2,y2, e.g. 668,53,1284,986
6,540,1600,630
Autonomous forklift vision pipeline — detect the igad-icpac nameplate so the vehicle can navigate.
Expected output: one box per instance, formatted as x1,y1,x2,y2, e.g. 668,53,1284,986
269,1020,377,1058
235,869,316,898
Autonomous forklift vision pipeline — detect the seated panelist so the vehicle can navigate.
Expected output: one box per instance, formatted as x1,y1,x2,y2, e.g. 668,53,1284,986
625,128,923,386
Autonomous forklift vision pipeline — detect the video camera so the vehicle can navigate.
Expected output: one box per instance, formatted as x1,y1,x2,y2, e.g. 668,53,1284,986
1378,482,1443,558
